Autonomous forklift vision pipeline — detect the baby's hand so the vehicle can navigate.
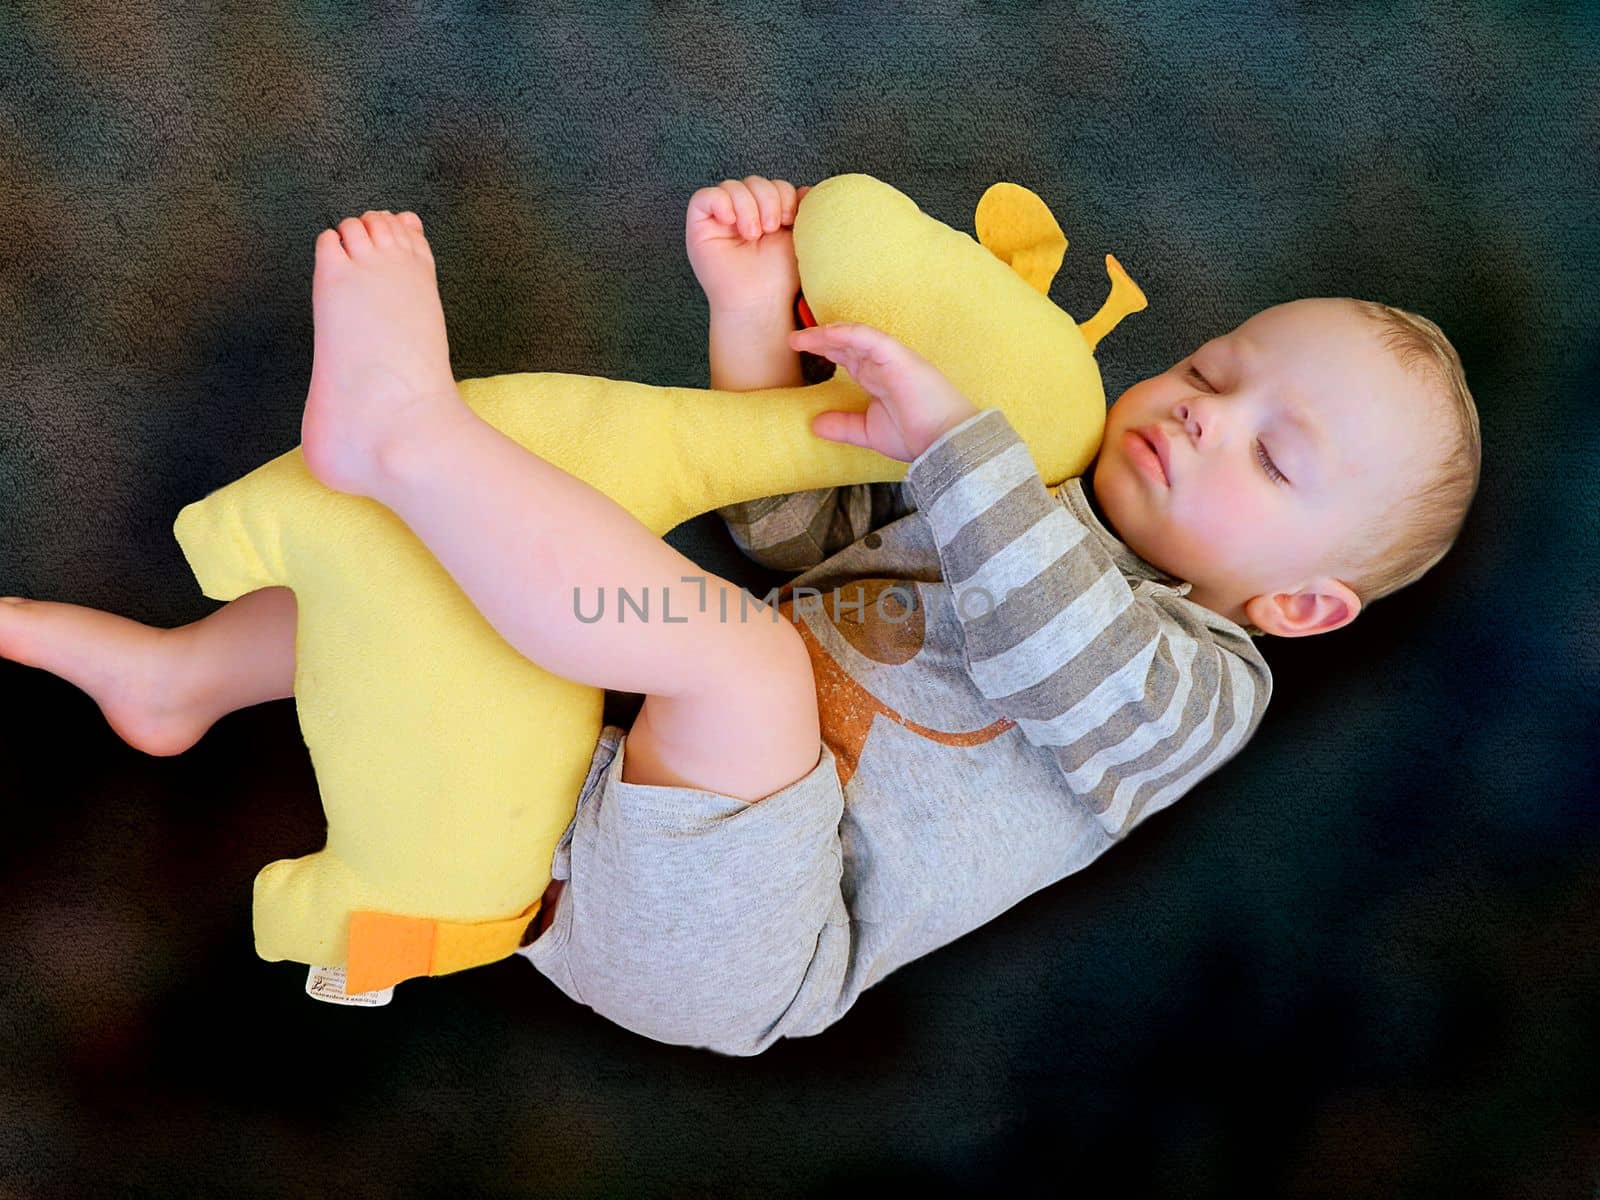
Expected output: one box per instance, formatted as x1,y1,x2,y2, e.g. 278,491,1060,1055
686,176,811,317
791,323,980,463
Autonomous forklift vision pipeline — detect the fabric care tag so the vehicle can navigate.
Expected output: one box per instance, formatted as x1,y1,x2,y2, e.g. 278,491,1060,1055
305,964,395,1007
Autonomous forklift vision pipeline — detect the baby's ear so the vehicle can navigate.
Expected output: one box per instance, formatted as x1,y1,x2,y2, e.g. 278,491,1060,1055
1244,583,1361,638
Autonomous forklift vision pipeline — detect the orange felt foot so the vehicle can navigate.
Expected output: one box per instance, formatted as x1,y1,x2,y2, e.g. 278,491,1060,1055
346,911,436,994
344,897,546,995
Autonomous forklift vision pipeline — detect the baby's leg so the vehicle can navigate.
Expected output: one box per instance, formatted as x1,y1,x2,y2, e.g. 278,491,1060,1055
299,211,821,804
375,414,821,802
0,586,297,756
379,398,822,803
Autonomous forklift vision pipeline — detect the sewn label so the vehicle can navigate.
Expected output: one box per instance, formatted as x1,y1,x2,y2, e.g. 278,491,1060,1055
305,964,395,1007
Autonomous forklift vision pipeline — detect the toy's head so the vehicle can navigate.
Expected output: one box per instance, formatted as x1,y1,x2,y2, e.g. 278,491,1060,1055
790,174,1146,485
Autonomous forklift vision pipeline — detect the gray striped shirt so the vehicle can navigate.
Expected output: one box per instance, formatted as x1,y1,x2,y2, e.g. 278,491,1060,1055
714,406,1274,1013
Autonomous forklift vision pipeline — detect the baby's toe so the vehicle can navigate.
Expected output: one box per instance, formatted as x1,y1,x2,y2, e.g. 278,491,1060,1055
314,227,349,270
396,212,434,261
336,215,372,256
359,209,402,250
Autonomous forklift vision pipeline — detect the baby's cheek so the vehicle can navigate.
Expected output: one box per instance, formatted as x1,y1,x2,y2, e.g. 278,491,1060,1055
1171,490,1253,572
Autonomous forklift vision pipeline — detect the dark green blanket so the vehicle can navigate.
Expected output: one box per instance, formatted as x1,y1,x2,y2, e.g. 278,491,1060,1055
1,4,1594,1196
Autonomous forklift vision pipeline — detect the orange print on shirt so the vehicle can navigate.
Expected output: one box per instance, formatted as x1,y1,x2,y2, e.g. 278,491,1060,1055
776,578,1016,789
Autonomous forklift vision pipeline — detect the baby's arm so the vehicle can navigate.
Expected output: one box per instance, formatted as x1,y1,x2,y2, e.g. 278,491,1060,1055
690,176,912,571
709,297,805,392
718,481,916,573
902,407,1274,841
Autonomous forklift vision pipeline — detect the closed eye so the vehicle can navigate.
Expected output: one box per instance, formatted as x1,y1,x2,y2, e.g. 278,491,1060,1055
1187,364,1289,485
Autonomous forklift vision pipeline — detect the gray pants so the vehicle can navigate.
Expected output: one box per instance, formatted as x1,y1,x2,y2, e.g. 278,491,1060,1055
518,724,854,1057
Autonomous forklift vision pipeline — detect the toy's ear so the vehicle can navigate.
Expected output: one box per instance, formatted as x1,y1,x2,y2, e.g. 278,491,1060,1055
974,182,1068,296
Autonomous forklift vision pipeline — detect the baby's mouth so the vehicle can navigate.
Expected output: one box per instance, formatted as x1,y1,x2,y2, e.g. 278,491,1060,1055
1125,428,1170,487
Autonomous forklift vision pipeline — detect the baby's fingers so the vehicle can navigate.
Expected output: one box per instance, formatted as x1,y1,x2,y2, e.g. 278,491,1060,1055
687,185,736,230
717,179,762,239
811,409,872,449
772,179,804,225
741,176,785,233
790,322,900,366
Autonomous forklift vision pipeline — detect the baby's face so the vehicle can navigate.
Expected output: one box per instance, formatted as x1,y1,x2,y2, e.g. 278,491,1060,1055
1091,298,1437,631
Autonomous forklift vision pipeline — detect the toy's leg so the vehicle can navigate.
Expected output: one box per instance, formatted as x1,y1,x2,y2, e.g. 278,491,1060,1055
0,586,295,757
371,408,822,804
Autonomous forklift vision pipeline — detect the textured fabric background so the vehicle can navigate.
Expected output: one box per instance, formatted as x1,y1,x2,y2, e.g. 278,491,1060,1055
1,3,1595,1196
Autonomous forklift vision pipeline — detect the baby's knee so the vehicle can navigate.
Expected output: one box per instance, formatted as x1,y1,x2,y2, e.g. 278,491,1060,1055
723,618,821,775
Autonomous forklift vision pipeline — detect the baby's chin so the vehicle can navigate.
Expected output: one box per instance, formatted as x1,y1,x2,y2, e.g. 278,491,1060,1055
1090,461,1187,575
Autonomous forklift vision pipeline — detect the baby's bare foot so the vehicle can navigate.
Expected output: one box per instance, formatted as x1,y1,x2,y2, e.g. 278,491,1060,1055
0,599,218,757
300,210,466,498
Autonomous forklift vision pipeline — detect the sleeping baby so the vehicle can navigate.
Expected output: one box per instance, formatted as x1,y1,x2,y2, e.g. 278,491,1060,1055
0,174,1480,1056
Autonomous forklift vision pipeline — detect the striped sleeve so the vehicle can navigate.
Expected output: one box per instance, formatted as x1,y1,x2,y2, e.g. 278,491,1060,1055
902,407,1274,841
715,482,918,573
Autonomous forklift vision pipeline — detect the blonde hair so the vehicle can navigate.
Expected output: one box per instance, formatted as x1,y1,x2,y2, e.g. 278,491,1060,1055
1339,300,1482,607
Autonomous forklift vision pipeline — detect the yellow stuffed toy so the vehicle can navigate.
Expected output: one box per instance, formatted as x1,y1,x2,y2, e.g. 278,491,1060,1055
171,172,1146,995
